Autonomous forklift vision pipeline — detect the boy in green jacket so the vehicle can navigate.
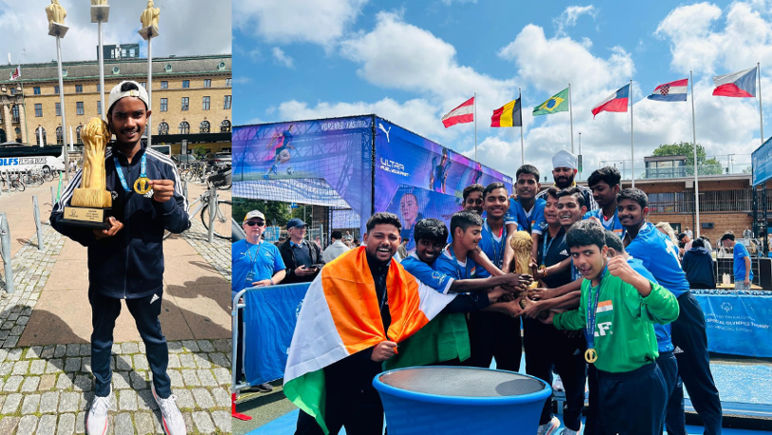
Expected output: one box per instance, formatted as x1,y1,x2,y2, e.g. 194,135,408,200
542,220,679,433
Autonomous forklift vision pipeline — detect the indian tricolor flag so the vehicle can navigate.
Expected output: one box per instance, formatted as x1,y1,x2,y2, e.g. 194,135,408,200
284,246,455,433
596,300,613,313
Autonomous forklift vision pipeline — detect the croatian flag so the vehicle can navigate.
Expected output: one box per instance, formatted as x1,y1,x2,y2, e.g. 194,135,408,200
647,79,688,102
442,97,474,127
713,66,757,97
591,84,630,118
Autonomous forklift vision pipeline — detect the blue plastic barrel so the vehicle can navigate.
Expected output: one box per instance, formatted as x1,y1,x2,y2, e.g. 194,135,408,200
373,366,551,434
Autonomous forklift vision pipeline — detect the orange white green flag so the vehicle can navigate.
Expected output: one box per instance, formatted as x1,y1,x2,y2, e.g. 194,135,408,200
283,246,456,434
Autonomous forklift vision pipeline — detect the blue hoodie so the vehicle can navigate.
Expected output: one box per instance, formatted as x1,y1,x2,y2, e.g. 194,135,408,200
51,142,190,299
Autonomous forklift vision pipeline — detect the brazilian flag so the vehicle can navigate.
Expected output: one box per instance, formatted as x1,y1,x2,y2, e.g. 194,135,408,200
533,88,569,116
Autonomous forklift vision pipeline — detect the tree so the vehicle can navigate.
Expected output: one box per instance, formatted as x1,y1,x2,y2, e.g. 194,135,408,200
650,142,723,176
232,198,291,227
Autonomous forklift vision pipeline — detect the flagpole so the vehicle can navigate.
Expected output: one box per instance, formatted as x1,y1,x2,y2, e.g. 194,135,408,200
691,70,700,239
519,88,525,165
758,62,764,147
474,91,477,161
569,83,574,153
630,80,635,188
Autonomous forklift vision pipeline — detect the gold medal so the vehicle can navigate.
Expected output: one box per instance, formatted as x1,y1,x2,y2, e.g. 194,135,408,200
133,177,152,195
584,348,598,364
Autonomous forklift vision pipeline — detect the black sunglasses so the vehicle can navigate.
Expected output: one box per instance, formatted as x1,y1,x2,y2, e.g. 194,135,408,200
245,220,265,227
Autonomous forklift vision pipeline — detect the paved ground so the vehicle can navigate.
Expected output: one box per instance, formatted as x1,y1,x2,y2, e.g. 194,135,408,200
0,178,233,434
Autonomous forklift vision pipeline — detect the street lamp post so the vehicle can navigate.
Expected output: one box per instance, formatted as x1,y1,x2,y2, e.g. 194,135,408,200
46,0,70,182
139,1,160,149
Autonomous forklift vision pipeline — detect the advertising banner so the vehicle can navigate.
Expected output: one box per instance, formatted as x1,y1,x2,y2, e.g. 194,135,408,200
694,289,772,357
752,136,772,186
374,117,512,251
242,283,310,386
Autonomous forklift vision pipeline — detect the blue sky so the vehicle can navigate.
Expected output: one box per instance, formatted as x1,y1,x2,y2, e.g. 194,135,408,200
234,0,771,179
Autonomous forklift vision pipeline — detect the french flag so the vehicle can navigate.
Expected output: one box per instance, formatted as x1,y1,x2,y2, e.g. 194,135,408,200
647,79,688,102
713,66,757,98
442,97,474,127
591,84,629,118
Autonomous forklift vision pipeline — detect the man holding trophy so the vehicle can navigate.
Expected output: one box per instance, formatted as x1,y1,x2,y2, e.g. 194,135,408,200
51,81,190,435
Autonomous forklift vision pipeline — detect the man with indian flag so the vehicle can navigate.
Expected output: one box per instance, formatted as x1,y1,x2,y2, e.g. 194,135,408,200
285,212,463,434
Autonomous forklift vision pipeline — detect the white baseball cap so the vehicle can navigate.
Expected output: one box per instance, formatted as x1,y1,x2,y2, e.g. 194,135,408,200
107,81,149,114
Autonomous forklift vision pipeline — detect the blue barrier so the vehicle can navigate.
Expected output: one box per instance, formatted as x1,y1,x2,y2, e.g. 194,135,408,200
693,289,772,358
233,283,310,389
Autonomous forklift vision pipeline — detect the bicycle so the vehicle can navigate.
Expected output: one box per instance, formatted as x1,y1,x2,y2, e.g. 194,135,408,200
186,172,232,240
0,171,26,192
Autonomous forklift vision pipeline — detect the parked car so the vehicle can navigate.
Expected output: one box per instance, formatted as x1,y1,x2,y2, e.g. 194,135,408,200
172,154,198,165
213,151,231,167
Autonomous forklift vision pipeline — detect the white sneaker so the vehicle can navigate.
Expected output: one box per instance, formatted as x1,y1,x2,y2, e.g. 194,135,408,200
152,385,187,435
537,416,561,435
86,394,111,435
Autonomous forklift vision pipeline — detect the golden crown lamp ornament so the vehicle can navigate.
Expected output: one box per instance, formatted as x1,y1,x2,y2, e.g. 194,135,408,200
62,118,113,228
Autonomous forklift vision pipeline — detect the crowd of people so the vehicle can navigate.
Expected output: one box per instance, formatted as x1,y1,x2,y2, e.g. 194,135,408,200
233,150,747,434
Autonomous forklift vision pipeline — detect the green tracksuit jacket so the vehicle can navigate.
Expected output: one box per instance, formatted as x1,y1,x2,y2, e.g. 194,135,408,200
553,271,679,373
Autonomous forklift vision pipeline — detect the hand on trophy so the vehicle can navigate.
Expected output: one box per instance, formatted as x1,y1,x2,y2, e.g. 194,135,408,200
93,216,123,239
149,179,175,203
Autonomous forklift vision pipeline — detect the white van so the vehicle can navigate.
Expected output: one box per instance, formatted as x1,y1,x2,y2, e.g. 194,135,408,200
0,155,65,174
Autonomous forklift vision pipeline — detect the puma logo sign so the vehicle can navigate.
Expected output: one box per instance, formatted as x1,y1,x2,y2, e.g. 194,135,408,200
378,123,391,143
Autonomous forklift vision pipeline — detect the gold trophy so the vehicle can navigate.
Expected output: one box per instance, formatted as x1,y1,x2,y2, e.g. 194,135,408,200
62,117,113,228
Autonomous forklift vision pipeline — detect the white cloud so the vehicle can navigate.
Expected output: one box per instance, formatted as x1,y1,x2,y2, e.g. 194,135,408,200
272,47,294,68
554,5,596,35
339,11,516,108
0,0,230,64
233,0,367,47
655,2,772,75
441,0,478,5
499,24,634,96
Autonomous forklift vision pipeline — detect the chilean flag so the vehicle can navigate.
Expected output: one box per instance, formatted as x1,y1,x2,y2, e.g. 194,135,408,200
442,97,474,127
713,66,757,97
591,84,629,118
647,79,688,102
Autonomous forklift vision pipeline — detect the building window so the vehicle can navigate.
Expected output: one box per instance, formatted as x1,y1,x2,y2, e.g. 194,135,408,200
76,102,84,115
75,84,83,93
36,126,47,146
202,96,210,111
160,98,168,112
96,83,101,92
11,105,19,122
225,78,232,87
223,95,231,110
179,121,190,134
220,119,231,133
55,102,61,116
160,81,168,89
182,80,190,88
33,86,41,95
140,82,147,90
54,85,60,94
35,104,43,117
200,120,210,133
204,79,211,88
97,101,102,115
56,126,63,145
158,121,169,135
181,97,189,111
76,125,83,144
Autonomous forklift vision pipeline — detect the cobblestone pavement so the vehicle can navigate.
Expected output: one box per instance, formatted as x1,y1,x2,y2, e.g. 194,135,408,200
0,213,233,434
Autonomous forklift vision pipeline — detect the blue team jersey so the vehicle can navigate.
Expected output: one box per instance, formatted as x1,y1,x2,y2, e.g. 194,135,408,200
624,222,690,298
478,219,508,269
733,242,753,282
583,208,624,235
232,240,286,298
505,197,546,234
434,246,490,280
401,253,455,294
627,257,673,352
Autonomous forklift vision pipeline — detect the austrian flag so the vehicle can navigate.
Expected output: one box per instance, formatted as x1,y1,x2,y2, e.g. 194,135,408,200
442,97,474,128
